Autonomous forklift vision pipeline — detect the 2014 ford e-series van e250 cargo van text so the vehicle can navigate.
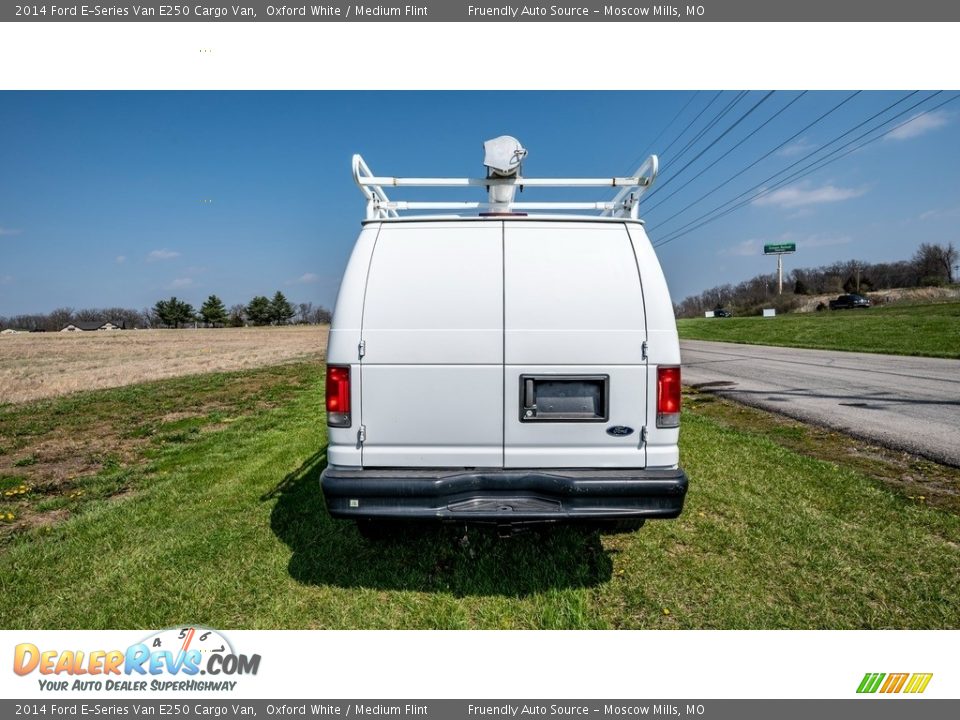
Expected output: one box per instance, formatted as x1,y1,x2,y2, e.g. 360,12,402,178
320,137,688,532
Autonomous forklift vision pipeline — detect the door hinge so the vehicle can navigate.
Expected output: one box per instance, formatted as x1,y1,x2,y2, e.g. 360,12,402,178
357,425,366,444
641,341,648,361
358,340,366,359
640,426,648,444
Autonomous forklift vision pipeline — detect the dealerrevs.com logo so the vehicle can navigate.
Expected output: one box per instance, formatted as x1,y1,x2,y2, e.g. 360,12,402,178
857,673,933,694
13,627,261,692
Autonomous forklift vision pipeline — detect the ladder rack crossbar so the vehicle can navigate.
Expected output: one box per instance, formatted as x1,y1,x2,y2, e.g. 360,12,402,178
357,176,651,188
380,201,618,211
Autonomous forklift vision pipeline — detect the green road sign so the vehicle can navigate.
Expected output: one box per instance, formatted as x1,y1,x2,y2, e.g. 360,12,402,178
764,242,796,254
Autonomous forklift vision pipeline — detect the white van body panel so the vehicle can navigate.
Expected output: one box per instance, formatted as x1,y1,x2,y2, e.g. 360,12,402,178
326,225,379,468
358,223,503,467
326,218,681,472
503,222,647,468
503,365,647,468
359,365,503,467
628,224,681,468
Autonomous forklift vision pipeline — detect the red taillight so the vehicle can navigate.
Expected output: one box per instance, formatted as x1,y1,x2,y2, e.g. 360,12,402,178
657,366,681,428
326,365,351,427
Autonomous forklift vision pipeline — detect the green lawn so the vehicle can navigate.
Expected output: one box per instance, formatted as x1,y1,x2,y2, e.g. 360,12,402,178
0,362,958,629
677,301,960,358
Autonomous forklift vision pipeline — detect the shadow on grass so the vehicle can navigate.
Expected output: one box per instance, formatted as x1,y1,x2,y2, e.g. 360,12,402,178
264,450,613,597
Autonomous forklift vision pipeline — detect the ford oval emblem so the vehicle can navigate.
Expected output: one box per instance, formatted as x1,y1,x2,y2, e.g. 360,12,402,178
607,425,634,437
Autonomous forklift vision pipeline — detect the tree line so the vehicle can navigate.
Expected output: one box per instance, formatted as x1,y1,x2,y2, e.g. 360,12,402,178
675,242,958,319
0,292,332,332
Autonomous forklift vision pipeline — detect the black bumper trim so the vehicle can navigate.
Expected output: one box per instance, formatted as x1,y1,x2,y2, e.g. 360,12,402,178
320,466,688,523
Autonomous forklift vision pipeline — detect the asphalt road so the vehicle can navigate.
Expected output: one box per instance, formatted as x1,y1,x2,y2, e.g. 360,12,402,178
680,340,960,467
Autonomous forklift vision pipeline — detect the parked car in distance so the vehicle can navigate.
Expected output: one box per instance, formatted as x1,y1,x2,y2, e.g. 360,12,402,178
829,294,871,310
713,308,733,318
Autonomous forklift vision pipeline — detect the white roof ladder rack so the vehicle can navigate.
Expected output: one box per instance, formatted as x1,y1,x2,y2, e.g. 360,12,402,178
352,141,659,221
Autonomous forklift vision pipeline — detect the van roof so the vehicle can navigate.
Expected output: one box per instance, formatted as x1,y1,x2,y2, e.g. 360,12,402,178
361,214,647,226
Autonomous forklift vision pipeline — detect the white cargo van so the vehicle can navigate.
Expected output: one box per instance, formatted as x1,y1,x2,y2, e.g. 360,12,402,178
321,138,687,532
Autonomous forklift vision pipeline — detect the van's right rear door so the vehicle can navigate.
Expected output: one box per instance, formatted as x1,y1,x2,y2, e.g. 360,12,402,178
503,221,648,468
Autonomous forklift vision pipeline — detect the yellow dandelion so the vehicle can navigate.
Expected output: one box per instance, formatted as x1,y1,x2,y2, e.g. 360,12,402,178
663,608,671,616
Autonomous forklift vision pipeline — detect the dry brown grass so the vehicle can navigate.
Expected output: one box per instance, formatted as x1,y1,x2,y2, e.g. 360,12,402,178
0,326,328,404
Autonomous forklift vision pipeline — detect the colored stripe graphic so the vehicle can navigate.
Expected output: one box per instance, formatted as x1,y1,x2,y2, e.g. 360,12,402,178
857,673,885,693
880,673,909,693
904,673,933,694
857,672,932,694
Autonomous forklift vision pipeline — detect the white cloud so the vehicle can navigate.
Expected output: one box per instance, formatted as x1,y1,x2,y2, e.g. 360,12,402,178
168,277,194,289
0,227,21,237
918,206,960,221
796,234,853,249
753,183,867,209
776,138,815,157
290,272,319,284
115,255,126,264
0,275,13,285
885,111,950,141
720,239,761,257
148,249,180,261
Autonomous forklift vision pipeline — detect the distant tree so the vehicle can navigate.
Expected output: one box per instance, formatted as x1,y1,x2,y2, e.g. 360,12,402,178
296,302,313,325
793,279,808,295
270,291,295,325
48,307,75,332
228,304,246,327
200,294,228,327
912,242,958,285
246,295,273,326
310,306,333,325
143,306,160,329
154,296,195,328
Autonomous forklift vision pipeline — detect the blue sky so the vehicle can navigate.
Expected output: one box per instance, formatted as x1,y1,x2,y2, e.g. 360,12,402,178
1,90,958,316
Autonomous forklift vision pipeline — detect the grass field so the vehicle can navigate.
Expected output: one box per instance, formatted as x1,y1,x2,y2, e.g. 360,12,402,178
0,326,327,404
1,360,958,629
677,302,960,358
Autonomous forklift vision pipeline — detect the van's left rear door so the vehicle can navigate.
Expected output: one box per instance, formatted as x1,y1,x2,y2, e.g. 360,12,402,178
359,222,504,468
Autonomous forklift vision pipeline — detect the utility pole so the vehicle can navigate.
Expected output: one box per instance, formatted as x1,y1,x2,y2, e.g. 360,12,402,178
777,254,783,295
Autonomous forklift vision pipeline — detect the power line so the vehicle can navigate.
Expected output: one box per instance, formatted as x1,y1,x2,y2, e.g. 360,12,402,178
656,91,723,162
660,91,747,173
623,91,699,174
727,92,952,221
647,91,861,233
651,90,919,243
654,92,956,249
644,91,807,215
644,91,776,202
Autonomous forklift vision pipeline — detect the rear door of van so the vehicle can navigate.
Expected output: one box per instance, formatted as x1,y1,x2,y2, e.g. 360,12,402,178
503,221,647,468
359,222,504,467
